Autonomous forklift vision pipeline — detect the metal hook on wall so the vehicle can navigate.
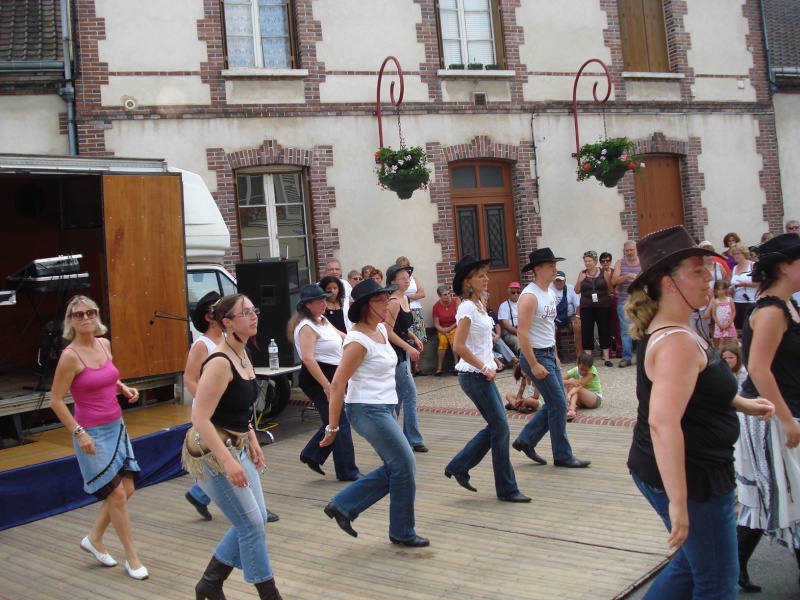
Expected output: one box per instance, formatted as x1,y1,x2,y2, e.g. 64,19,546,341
375,56,405,149
571,59,612,165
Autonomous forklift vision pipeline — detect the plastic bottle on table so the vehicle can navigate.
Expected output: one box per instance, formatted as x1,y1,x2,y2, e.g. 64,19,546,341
268,339,279,370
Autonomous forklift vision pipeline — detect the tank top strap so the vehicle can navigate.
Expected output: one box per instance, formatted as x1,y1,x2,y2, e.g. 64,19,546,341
97,338,111,359
649,326,707,359
63,346,88,367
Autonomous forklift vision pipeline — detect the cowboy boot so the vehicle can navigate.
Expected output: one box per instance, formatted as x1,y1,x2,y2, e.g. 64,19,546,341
195,556,234,600
795,547,800,587
254,577,283,600
737,525,763,592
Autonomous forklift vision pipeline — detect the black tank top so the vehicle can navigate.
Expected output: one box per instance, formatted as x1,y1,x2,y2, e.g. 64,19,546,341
627,327,740,501
324,307,347,334
389,299,414,361
741,296,800,418
579,268,611,308
201,352,259,432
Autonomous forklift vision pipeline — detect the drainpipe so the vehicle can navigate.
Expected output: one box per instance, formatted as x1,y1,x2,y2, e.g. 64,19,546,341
758,0,777,91
59,0,78,155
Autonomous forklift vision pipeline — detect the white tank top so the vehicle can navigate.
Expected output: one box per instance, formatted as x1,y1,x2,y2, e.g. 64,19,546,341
343,323,398,405
194,335,217,354
520,282,557,349
293,318,343,365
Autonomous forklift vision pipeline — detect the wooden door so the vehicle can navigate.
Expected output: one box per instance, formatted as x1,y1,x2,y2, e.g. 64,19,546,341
103,174,187,379
635,155,684,236
450,161,518,312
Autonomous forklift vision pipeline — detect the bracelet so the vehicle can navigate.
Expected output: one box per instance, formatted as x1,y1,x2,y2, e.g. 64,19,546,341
481,363,494,374
72,425,85,438
324,425,340,435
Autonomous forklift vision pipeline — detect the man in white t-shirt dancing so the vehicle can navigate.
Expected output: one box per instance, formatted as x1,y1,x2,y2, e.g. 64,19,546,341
511,248,591,468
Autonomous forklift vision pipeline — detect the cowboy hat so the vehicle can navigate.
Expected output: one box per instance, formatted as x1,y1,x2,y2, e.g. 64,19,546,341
347,278,398,322
386,263,413,285
191,291,221,333
521,248,565,272
296,284,332,311
452,254,493,295
750,233,800,278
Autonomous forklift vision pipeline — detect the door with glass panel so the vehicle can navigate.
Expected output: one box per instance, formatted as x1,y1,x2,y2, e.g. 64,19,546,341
235,170,314,286
450,161,518,311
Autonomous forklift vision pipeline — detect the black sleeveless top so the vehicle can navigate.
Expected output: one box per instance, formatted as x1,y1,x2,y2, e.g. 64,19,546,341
201,351,259,432
324,307,347,334
741,296,800,418
389,299,414,362
579,268,612,308
627,327,740,501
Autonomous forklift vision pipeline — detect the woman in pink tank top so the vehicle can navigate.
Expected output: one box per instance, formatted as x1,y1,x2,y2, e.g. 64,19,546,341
49,295,148,580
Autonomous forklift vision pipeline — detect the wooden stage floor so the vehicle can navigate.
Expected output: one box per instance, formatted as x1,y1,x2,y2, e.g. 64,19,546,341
0,409,670,599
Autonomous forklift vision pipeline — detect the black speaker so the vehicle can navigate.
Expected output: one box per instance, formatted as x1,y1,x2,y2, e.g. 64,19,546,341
235,260,300,367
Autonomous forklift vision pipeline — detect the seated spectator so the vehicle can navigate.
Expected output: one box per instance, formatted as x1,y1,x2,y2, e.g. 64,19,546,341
549,270,582,359
497,282,522,354
479,291,516,371
432,285,460,375
563,353,603,422
505,363,541,414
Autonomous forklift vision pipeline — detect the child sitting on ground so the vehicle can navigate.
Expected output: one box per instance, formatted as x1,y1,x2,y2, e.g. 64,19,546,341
563,353,603,421
721,343,748,394
504,363,541,414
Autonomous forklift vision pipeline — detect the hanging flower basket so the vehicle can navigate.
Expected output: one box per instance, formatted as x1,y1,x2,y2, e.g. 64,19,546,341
375,145,431,199
576,137,644,188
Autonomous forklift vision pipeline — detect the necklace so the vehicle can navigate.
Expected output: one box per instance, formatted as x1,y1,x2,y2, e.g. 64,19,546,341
225,338,248,368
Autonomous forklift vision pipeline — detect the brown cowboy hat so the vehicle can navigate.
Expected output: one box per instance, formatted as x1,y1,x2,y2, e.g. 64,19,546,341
628,225,721,294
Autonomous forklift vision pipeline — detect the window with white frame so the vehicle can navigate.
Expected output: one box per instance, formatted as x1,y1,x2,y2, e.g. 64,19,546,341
236,169,314,286
224,0,295,69
438,0,503,67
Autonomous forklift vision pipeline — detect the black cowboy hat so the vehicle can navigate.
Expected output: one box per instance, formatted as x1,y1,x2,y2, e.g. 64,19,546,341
521,248,565,272
347,278,398,323
452,254,493,295
750,233,800,278
191,291,221,333
386,263,413,285
296,283,332,311
628,225,721,294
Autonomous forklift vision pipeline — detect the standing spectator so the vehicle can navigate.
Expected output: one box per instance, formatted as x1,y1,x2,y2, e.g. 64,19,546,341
511,248,591,469
600,252,621,358
361,264,374,280
706,280,737,351
370,269,384,285
722,232,742,270
433,284,460,375
386,264,427,453
322,279,429,547
396,256,429,376
347,270,364,288
320,275,348,334
445,255,531,502
48,295,148,580
697,241,730,337
549,271,582,359
735,233,800,593
720,344,748,394
624,226,773,599
575,250,615,367
323,258,352,307
611,241,641,368
729,241,757,331
497,282,522,354
290,284,361,482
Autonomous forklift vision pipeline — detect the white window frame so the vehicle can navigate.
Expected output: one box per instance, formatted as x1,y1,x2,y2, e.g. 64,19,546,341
224,0,294,70
439,0,497,67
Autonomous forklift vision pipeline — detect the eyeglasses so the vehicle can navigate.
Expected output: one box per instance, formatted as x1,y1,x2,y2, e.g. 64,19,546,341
229,307,260,319
70,309,98,320
509,290,521,295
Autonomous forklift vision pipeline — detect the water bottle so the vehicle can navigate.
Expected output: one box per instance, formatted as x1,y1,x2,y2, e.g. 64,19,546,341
268,339,279,370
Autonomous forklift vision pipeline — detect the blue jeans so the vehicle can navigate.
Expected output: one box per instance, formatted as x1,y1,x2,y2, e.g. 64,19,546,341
299,363,360,480
198,448,274,584
188,482,211,506
493,338,517,363
631,472,738,600
517,350,574,461
330,403,417,541
447,372,520,498
393,356,424,447
617,301,633,362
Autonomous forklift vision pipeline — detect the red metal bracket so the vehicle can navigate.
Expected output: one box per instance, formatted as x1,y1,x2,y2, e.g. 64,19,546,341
571,59,612,165
375,56,405,149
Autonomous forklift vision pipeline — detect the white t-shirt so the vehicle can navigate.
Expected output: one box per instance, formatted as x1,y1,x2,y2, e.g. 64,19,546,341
730,263,756,303
406,275,422,310
548,283,580,317
293,318,343,366
343,323,398,405
520,282,557,349
497,298,519,328
454,299,495,373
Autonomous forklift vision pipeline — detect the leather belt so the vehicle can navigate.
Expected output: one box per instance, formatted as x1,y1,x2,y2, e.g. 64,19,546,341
533,346,555,352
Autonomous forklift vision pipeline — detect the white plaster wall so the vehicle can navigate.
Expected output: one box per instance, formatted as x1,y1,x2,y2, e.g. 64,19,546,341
440,79,512,103
626,80,682,102
0,96,68,155
226,80,306,104
774,93,800,224
102,76,211,107
321,74,429,103
314,1,427,71
691,78,756,102
96,0,207,71
685,0,752,76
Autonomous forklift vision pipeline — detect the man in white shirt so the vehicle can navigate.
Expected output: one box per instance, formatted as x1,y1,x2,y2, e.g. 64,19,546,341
549,271,582,359
511,248,591,469
497,282,521,354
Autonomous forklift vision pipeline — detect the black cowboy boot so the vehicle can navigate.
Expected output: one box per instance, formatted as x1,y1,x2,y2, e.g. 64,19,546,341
737,525,763,593
195,556,234,600
254,578,283,600
795,547,800,588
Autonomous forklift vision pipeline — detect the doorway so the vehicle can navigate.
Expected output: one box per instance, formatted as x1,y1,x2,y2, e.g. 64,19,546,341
634,155,684,236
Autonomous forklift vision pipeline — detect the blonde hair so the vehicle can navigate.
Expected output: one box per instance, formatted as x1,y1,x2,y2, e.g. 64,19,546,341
728,241,749,257
623,261,681,340
62,295,108,340
395,256,410,268
460,265,489,300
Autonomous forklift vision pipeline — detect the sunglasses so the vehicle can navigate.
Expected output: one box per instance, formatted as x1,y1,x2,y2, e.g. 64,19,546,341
788,225,800,232
70,309,98,320
509,290,521,295
351,276,363,281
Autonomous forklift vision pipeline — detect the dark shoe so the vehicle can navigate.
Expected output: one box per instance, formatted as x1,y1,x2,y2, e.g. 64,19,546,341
499,492,532,503
738,570,762,593
512,438,548,465
435,370,443,376
324,502,357,538
412,444,429,453
300,455,325,476
618,359,631,368
195,556,234,600
254,577,283,600
389,534,430,547
737,525,763,592
414,371,429,377
266,510,279,523
338,472,364,481
444,469,477,492
604,360,614,367
554,457,591,468
186,491,213,521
